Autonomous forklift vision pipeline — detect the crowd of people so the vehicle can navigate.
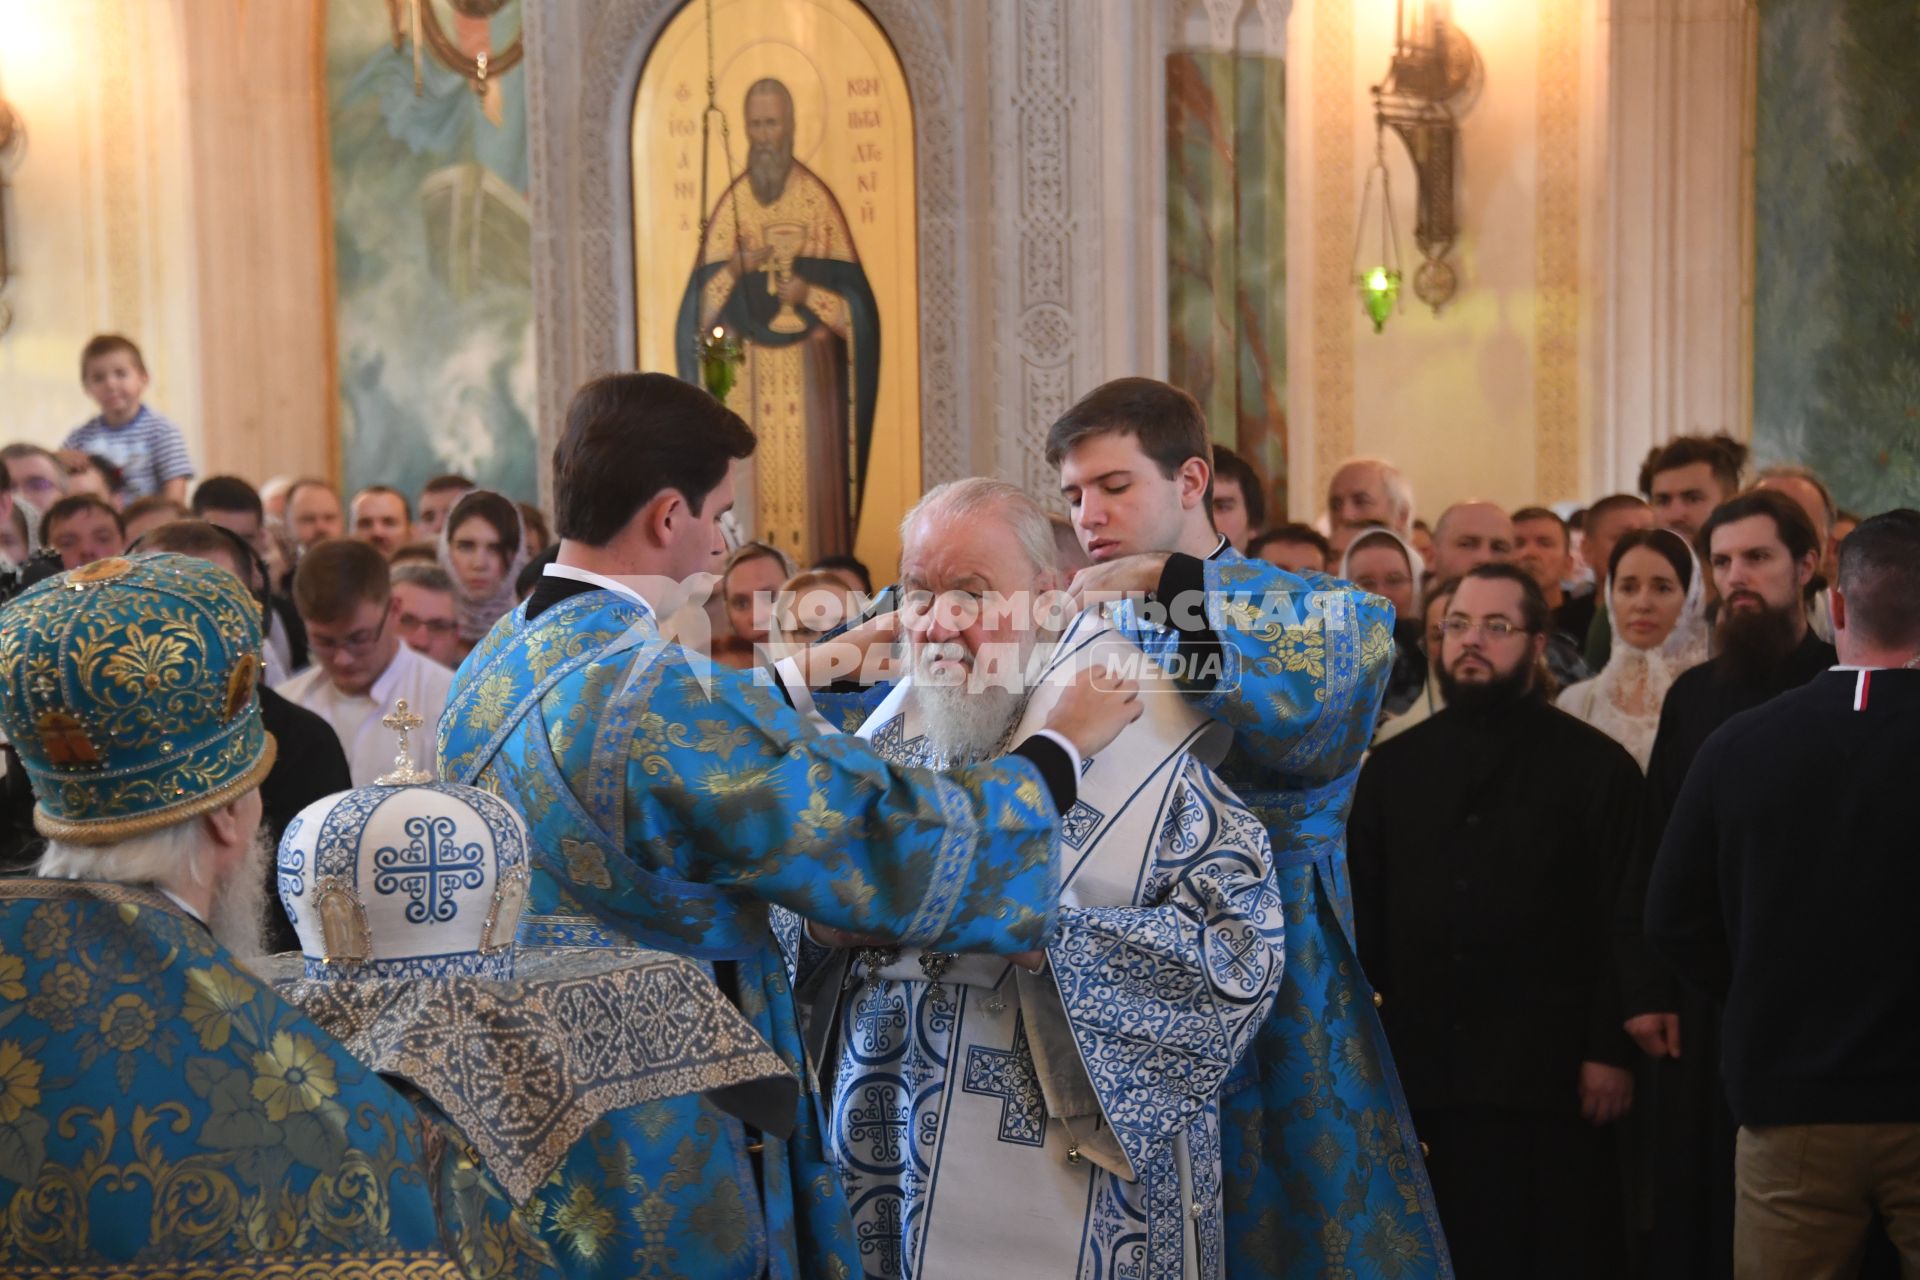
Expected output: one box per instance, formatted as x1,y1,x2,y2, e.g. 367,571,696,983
0,333,1913,1280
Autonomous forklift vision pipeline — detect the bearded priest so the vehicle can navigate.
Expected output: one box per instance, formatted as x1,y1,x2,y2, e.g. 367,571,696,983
791,479,1287,1280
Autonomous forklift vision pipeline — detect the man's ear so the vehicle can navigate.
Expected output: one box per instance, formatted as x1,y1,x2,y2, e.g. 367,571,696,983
201,794,251,865
1829,583,1849,635
643,490,688,549
1179,456,1212,511
1796,547,1821,590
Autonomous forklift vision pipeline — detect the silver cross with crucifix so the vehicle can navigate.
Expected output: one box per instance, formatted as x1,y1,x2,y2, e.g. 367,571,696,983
375,699,435,786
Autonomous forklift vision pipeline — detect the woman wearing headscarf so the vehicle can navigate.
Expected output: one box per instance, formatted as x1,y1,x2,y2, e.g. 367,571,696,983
1555,526,1709,770
439,489,529,662
1341,525,1428,720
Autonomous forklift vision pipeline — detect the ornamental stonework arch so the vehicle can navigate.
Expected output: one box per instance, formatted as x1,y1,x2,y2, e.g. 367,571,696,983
523,0,969,503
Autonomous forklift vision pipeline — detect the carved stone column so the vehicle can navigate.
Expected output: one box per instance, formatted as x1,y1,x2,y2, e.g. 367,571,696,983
1595,0,1757,491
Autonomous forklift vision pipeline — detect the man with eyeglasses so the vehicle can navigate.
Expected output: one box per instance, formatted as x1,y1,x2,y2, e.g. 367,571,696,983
276,538,453,785
389,562,464,668
1350,561,1646,1277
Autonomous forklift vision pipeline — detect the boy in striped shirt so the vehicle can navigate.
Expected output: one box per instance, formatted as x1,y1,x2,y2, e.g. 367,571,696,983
63,334,193,502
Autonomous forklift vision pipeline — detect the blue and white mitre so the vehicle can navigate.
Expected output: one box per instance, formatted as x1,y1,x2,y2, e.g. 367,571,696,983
278,702,531,980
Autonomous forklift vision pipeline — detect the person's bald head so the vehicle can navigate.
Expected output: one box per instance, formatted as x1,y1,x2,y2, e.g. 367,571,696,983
1432,501,1515,582
1327,457,1414,535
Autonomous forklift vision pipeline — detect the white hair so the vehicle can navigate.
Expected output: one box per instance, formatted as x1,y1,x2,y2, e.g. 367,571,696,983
1332,456,1417,533
901,478,1058,578
39,821,212,888
39,818,271,959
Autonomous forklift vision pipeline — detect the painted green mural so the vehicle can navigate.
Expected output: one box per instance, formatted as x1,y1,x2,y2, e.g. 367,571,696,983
1167,51,1287,519
1754,0,1920,513
325,0,536,506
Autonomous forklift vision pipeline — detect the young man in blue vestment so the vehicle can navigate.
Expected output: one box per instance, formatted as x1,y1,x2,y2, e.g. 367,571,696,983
0,552,554,1278
436,372,1143,1280
808,378,1454,1277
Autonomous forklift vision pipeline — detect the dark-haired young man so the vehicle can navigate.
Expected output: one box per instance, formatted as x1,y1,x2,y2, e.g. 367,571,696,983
1352,563,1643,1276
1647,510,1920,1279
1618,487,1834,1278
437,371,1141,1280
414,473,473,541
1640,433,1748,543
40,493,127,570
1210,443,1266,552
1037,377,1448,1277
192,473,308,679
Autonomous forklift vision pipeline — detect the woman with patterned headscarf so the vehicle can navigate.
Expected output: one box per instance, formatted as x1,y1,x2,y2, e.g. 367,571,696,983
438,489,529,661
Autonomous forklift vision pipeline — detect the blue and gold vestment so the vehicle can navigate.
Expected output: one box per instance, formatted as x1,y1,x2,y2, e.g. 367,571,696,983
0,879,556,1279
813,551,1454,1277
437,587,1064,1280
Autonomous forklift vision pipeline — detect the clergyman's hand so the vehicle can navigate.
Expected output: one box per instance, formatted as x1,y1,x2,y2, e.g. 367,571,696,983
1578,1061,1634,1126
795,610,902,688
1066,552,1173,614
1624,1012,1682,1059
778,274,811,307
1041,664,1142,760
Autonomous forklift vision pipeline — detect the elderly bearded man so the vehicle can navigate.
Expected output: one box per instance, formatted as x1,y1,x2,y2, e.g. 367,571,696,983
795,479,1286,1280
0,553,554,1278
804,379,1450,1277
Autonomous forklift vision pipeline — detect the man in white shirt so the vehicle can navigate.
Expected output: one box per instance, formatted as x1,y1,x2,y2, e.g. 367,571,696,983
277,538,453,785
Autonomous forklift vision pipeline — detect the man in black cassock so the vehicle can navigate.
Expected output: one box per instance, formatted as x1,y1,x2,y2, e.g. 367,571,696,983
1614,488,1834,1278
1351,562,1643,1278
1645,509,1920,1278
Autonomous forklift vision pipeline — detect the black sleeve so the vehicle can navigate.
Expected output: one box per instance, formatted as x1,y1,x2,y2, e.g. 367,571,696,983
1644,737,1733,1000
1010,736,1078,815
1347,753,1391,994
1585,748,1645,1067
1154,552,1224,691
1614,700,1686,1016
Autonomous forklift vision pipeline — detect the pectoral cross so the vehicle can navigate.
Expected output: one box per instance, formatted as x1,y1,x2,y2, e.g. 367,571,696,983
375,699,434,786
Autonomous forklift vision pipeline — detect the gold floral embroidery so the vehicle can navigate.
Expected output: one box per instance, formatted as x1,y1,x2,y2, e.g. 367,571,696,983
27,960,90,1030
98,993,157,1053
0,945,24,1002
22,902,70,959
100,623,196,693
549,1179,620,1264
0,1040,43,1123
562,838,613,890
466,671,520,736
184,964,255,1050
694,720,754,762
251,1031,340,1120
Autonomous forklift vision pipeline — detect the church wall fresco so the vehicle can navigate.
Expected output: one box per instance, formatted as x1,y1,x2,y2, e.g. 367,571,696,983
1167,49,1289,520
1754,0,1920,512
631,0,920,572
325,0,538,505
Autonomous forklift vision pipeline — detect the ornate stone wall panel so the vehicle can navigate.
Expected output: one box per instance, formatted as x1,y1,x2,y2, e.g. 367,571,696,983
1309,0,1355,507
1534,0,1583,502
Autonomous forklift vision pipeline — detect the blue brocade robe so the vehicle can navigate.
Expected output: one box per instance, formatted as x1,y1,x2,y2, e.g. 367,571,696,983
813,552,1453,1277
0,879,557,1279
1119,552,1453,1278
436,588,1064,1280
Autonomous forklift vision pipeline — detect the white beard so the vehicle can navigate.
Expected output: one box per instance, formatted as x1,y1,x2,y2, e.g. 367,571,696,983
209,828,273,961
907,635,1043,764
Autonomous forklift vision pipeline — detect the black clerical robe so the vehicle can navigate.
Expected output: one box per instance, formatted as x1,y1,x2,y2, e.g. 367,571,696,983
258,687,351,953
1351,693,1644,1277
1615,625,1837,1279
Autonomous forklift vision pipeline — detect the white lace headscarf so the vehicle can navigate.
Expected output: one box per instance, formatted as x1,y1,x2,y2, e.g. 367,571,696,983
1562,529,1710,770
438,490,530,645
